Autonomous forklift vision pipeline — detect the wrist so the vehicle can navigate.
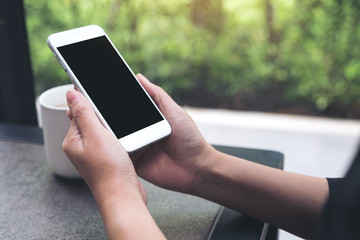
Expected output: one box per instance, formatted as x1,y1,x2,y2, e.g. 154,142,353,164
189,149,248,205
189,146,223,196
93,178,145,209
96,187,163,240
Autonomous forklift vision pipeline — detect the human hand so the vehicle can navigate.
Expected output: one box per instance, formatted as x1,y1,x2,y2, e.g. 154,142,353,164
63,89,166,239
62,89,146,204
133,74,217,194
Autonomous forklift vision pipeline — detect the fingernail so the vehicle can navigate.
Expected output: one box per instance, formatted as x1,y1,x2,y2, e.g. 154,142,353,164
137,73,149,82
66,90,79,105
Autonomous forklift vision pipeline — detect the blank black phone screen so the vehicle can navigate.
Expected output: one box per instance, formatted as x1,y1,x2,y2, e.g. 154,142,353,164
58,36,163,138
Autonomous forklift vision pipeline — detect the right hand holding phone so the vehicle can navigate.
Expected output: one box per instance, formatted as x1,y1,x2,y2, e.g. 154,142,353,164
133,74,217,195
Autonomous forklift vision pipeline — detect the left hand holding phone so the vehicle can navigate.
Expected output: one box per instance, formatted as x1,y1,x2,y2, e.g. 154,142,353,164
63,89,166,239
63,89,142,200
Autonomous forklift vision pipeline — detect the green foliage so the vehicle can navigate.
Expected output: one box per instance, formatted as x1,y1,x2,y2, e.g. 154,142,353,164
24,0,360,117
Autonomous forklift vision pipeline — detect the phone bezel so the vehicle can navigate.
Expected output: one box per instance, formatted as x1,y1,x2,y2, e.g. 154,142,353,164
47,25,171,152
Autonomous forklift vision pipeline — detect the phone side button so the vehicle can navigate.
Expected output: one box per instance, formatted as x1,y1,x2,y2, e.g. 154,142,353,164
65,72,75,83
60,61,66,70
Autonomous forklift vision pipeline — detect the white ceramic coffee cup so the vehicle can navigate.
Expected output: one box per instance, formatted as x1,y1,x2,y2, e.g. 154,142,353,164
38,84,81,178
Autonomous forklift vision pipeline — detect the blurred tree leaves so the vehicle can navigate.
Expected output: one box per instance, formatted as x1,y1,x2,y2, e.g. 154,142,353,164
24,0,360,118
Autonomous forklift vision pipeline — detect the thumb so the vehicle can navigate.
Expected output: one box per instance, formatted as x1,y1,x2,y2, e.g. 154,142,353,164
66,89,104,139
136,73,184,119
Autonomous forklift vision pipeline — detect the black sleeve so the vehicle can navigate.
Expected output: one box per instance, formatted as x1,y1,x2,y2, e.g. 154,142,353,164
314,148,360,240
326,178,345,202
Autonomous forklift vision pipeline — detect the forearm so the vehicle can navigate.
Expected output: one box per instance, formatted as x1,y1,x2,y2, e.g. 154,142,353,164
192,150,329,239
95,189,166,240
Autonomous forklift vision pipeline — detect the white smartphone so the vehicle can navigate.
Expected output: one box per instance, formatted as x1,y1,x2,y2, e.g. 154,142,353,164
47,25,172,153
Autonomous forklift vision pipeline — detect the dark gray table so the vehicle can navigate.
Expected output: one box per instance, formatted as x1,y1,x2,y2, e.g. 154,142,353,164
0,123,283,239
